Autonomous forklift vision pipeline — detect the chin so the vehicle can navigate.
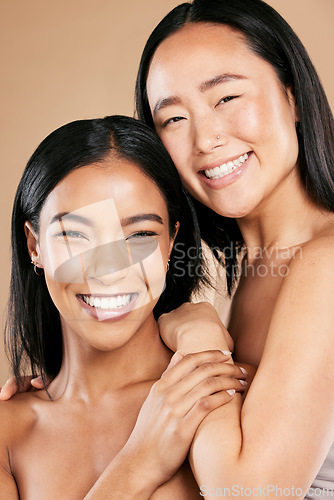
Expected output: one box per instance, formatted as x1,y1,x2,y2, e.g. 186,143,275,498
212,204,254,219
212,192,262,220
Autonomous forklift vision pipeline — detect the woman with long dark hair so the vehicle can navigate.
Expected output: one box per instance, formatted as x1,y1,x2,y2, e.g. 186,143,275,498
2,0,334,496
133,0,334,497
0,115,246,498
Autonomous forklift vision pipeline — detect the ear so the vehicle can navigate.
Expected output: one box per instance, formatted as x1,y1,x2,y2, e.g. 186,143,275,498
286,85,300,123
169,221,180,257
24,221,43,269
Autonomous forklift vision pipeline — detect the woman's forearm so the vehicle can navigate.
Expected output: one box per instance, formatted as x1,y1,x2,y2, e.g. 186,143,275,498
84,445,161,499
167,285,334,499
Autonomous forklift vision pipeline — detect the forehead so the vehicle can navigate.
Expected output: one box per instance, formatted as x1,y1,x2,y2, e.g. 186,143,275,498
149,24,248,75
40,159,168,224
147,23,273,102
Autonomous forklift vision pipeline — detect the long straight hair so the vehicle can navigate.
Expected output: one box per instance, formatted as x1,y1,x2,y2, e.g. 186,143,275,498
6,115,205,380
135,0,334,294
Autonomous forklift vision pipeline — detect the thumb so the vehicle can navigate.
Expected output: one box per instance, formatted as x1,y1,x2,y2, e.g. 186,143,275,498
165,351,184,372
31,376,47,389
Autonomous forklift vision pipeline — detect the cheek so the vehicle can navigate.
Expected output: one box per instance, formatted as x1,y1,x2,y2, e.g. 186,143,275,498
141,243,168,300
43,273,73,319
159,132,190,179
233,99,265,145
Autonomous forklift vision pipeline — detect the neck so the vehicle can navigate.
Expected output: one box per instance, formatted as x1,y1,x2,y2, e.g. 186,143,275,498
48,313,172,403
237,167,331,262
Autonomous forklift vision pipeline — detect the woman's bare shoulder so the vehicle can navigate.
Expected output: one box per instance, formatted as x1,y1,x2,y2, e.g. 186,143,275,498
0,394,40,499
289,222,334,273
0,392,43,444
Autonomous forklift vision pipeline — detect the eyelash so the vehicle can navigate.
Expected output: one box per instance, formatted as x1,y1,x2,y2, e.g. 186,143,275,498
217,95,239,106
127,231,157,239
162,95,240,127
162,116,184,128
55,230,89,240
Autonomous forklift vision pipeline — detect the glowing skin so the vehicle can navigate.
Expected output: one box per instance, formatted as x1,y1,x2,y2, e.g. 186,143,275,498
147,23,300,220
44,198,165,319
29,159,174,353
145,20,334,496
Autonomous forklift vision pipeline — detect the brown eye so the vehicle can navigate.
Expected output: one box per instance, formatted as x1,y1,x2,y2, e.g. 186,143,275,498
217,95,239,106
163,116,185,127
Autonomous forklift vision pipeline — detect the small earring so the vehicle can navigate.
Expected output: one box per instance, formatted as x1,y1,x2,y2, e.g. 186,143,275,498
31,260,44,276
217,135,220,140
167,259,170,272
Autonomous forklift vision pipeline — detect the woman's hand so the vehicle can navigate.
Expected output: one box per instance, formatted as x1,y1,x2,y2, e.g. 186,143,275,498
158,302,234,354
122,349,246,488
0,375,50,400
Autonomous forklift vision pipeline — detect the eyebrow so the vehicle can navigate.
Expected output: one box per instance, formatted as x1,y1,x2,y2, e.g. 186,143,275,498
120,213,164,226
153,73,246,116
199,73,246,93
49,212,93,226
153,96,181,117
49,212,164,227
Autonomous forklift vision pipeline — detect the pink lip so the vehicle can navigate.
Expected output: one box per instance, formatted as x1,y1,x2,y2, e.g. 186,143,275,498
199,151,251,173
77,293,139,322
198,152,252,189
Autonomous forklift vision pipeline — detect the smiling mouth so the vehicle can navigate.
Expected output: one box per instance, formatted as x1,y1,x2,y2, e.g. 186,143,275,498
77,293,137,311
203,152,250,180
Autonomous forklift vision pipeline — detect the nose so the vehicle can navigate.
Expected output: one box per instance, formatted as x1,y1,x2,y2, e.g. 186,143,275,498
54,238,159,284
84,241,130,279
193,113,228,154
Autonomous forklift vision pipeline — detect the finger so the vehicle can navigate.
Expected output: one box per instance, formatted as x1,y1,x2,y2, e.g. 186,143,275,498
160,350,232,385
165,351,184,372
31,376,47,389
183,389,237,429
186,375,246,403
161,358,245,403
175,375,246,416
0,376,19,400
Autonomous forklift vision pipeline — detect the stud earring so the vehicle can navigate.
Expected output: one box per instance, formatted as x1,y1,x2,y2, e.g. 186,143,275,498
217,135,220,140
167,259,170,272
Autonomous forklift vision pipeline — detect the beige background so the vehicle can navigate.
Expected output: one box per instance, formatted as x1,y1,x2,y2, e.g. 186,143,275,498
0,0,333,386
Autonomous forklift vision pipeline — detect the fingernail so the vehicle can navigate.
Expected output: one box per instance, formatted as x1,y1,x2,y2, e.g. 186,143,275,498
226,389,235,396
0,388,7,398
239,367,248,375
221,350,232,356
239,380,247,386
172,351,184,362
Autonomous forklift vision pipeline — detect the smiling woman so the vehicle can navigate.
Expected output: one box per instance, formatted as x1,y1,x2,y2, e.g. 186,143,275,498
133,0,334,497
146,23,300,221
0,115,246,498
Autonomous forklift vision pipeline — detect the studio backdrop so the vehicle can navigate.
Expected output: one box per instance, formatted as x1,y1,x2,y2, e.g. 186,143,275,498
0,0,333,385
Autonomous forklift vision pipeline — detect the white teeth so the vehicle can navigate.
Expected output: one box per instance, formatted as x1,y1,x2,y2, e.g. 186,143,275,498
82,294,132,310
110,297,117,309
101,298,109,310
204,153,249,179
